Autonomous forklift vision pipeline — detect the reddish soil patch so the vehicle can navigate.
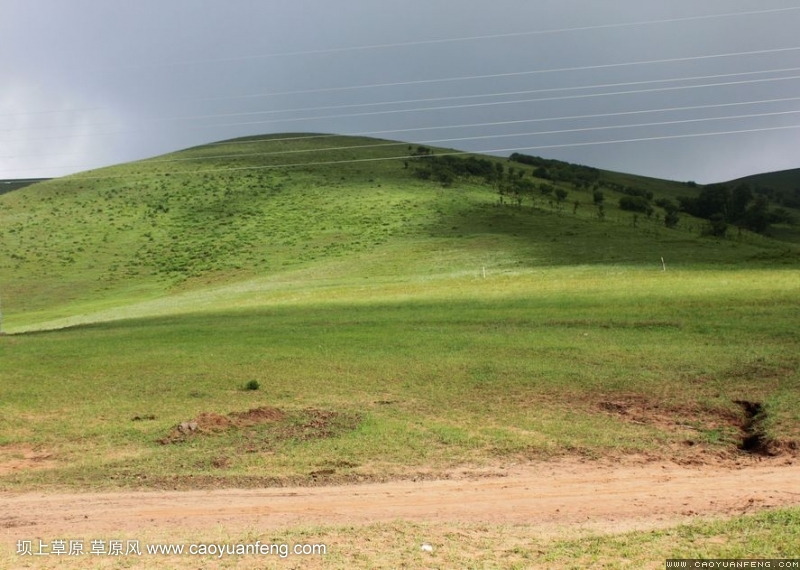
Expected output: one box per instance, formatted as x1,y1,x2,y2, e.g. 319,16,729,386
597,394,739,433
158,406,286,444
597,395,797,459
0,445,57,476
230,406,286,423
158,406,359,446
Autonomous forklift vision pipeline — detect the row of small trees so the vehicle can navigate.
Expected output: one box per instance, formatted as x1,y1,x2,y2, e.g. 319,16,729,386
508,153,600,188
409,150,686,228
405,150,800,235
408,149,686,224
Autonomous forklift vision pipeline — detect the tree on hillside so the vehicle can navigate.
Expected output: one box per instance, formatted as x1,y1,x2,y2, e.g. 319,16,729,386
704,213,728,237
742,194,770,233
494,163,504,185
619,196,653,216
729,184,753,222
699,185,731,218
679,183,777,235
664,208,680,229
515,178,535,208
770,207,797,226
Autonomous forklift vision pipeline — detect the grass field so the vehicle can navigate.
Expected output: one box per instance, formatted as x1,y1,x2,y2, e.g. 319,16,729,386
1,135,799,566
1,265,798,489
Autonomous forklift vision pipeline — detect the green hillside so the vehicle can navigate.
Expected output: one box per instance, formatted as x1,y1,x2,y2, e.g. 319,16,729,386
726,167,800,195
1,134,797,330
0,135,798,493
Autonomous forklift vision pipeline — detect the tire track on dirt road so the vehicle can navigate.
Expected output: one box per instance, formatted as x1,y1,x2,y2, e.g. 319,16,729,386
1,459,798,541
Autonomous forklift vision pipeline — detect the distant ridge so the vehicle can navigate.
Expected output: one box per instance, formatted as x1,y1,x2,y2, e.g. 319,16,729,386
721,167,800,193
0,178,50,195
716,168,800,209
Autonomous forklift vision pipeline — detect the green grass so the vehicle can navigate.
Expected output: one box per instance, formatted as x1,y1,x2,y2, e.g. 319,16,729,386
297,508,800,568
0,134,798,488
2,134,797,328
1,134,799,569
542,508,800,567
1,265,797,489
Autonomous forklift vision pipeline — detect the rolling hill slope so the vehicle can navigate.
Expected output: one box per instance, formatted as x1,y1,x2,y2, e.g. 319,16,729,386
0,134,797,330
725,167,800,195
1,134,799,497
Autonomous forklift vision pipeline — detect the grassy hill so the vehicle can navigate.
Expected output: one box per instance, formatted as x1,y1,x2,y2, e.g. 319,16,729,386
715,168,800,244
0,134,798,495
1,134,797,329
725,167,800,194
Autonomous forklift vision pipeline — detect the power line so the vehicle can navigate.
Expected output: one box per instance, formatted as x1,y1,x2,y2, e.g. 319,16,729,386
66,107,800,170
4,44,800,120
144,67,800,126
208,95,800,148
6,71,800,145
7,94,800,162
10,107,800,173
111,6,800,68
4,11,800,177
190,46,800,104
7,65,800,134
153,65,800,121
204,95,800,150
175,72,800,127
59,123,800,181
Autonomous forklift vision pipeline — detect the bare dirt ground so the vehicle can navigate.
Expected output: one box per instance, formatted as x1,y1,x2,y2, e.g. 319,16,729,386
1,457,798,543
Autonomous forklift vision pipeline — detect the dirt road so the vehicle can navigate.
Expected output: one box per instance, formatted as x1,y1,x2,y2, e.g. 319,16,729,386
1,458,798,541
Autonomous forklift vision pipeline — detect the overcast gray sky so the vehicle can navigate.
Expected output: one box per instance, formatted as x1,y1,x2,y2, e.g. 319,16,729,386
2,0,800,183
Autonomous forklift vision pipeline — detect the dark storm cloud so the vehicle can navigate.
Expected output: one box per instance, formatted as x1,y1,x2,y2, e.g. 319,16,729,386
2,0,799,182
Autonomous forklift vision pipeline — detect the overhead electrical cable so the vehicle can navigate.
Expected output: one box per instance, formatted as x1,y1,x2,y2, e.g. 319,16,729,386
206,95,800,148
6,94,800,161
190,46,800,103
4,44,800,119
7,65,800,134
5,72,800,143
5,7,800,178
57,123,800,182
151,66,800,121
5,110,800,174
98,108,800,165
115,7,800,68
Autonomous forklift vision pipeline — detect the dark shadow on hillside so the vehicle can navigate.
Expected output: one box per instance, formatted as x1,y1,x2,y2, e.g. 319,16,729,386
6,293,690,338
425,201,800,268
0,179,50,195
